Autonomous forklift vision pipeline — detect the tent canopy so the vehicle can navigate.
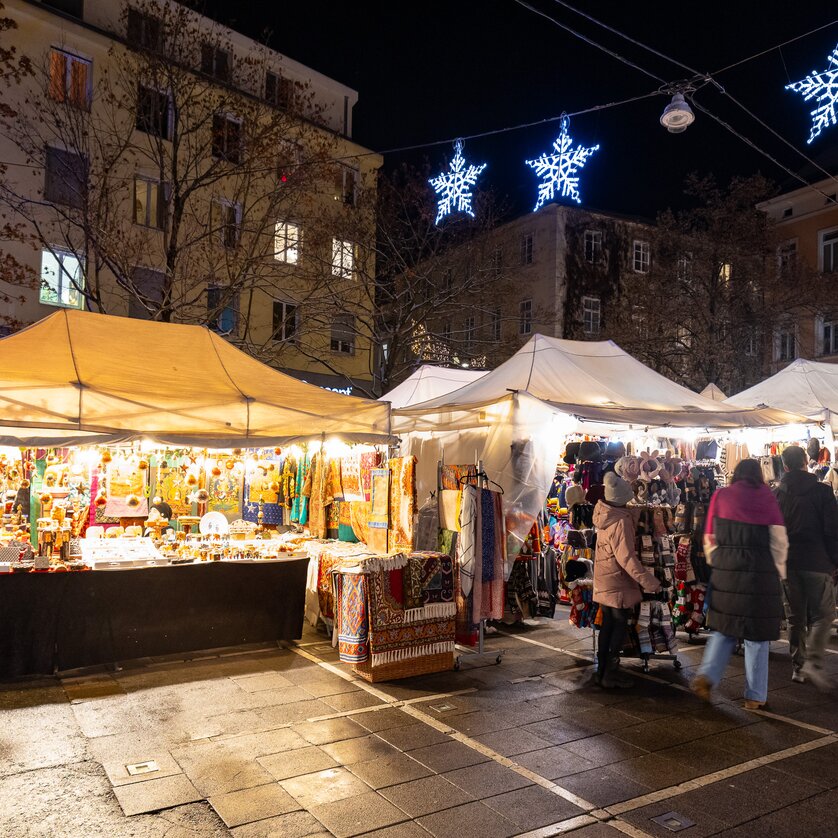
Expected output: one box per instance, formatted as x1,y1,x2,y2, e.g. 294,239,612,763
0,310,392,446
394,334,804,430
380,365,486,410
700,383,727,402
726,358,838,432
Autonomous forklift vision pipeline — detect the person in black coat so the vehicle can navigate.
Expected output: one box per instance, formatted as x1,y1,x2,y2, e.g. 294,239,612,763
777,444,838,689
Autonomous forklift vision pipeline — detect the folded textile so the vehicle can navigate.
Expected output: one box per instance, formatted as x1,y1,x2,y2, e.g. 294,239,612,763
337,573,369,663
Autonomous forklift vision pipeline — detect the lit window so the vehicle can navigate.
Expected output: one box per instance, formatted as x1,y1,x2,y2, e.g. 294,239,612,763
211,114,242,164
334,164,359,207
718,263,732,286
633,240,650,273
520,233,533,265
332,238,355,278
134,177,163,228
331,314,355,354
274,221,299,263
48,49,90,110
820,228,838,273
519,299,532,335
582,296,600,336
584,230,602,264
40,248,84,309
272,300,298,342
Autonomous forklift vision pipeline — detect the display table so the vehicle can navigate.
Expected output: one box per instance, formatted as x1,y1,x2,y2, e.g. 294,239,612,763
0,558,308,679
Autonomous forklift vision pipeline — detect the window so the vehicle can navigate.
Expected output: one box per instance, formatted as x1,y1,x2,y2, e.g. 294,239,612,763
136,85,171,139
333,164,359,207
45,0,83,17
206,285,238,335
820,228,838,272
775,328,796,362
442,321,452,343
277,140,302,184
520,233,533,265
822,320,838,356
272,300,298,342
582,296,600,336
265,71,298,110
464,316,475,351
211,114,242,164
48,49,90,109
40,248,83,308
133,177,164,228
777,239,797,274
201,43,230,82
330,314,355,354
676,252,692,282
129,267,164,320
331,238,355,279
745,332,759,357
274,221,299,264
491,245,503,277
491,308,501,342
633,239,650,273
519,299,532,335
443,269,453,293
676,325,693,350
44,146,87,209
718,262,732,288
127,8,162,51
214,199,241,249
782,207,793,218
584,230,602,264
632,305,648,338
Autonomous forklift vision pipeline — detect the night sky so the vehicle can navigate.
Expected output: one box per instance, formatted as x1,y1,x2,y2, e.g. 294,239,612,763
206,1,838,219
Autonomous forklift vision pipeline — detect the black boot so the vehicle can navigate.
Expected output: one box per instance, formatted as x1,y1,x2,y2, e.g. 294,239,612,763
600,656,634,689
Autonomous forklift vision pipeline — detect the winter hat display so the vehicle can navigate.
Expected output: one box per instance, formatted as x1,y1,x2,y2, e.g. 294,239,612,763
604,471,634,506
614,455,640,482
807,438,821,462
565,482,586,509
563,442,581,465
585,483,606,505
639,450,662,481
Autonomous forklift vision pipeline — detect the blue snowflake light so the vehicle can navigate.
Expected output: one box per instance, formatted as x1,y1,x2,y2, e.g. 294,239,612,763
429,140,487,225
526,117,599,210
786,44,838,144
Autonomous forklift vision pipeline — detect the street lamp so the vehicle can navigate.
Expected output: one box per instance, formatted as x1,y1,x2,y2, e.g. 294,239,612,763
660,92,695,134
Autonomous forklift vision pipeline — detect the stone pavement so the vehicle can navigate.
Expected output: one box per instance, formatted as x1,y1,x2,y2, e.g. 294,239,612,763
2,610,838,838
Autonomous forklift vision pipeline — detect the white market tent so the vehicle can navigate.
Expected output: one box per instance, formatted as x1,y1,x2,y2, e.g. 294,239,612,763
380,365,486,410
393,334,807,567
0,310,392,447
726,358,838,435
700,383,727,402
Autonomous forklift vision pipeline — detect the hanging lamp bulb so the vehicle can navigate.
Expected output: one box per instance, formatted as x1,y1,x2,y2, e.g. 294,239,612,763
660,93,695,134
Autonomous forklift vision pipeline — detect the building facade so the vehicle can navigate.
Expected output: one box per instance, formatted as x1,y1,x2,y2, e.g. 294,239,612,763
0,0,380,393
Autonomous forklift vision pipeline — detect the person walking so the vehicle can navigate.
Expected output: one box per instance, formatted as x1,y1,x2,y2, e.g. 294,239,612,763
593,470,661,689
692,459,788,709
776,444,838,689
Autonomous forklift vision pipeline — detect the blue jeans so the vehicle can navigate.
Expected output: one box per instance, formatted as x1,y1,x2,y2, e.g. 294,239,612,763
696,631,770,703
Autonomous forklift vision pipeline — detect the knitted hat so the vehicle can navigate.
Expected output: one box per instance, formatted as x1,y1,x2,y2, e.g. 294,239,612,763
585,483,606,505
604,471,633,506
565,483,586,509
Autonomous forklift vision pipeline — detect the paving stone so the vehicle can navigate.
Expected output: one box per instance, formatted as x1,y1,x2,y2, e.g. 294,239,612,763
512,745,596,781
379,774,474,817
113,773,202,816
280,766,371,808
621,799,731,838
322,733,401,765
231,672,297,692
472,727,552,756
360,824,432,838
416,800,518,838
231,809,329,837
171,740,276,796
376,722,452,751
253,698,334,726
298,677,363,698
442,760,532,797
561,733,649,767
348,752,434,789
258,745,339,781
609,751,700,789
354,707,413,732
308,790,409,837
553,766,652,807
771,741,838,788
209,781,301,827
61,676,126,702
519,716,600,746
219,726,310,759
445,711,518,737
100,751,183,786
610,717,708,751
481,784,586,831
294,716,369,745
410,740,490,772
713,786,838,837
321,690,385,712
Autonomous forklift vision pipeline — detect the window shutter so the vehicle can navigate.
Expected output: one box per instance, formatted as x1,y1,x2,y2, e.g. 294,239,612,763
49,51,66,102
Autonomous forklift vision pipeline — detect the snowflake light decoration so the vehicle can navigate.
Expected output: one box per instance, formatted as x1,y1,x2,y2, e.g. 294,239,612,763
525,117,599,211
786,44,838,144
429,140,487,225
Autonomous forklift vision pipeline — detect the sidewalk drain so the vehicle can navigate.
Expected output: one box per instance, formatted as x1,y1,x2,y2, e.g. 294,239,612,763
651,812,695,832
428,702,457,713
125,760,160,777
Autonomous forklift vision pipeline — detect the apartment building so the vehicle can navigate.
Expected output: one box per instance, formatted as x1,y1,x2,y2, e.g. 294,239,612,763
421,202,654,372
757,176,838,370
0,0,380,393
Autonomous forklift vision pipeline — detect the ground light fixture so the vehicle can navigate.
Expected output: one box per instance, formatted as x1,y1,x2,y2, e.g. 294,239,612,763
660,92,695,133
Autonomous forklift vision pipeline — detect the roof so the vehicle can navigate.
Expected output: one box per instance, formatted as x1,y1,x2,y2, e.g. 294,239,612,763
380,366,487,410
0,310,391,446
394,334,804,430
700,383,727,402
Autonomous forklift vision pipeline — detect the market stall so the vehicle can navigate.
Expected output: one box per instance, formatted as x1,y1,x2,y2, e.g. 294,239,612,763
0,311,399,679
380,365,487,410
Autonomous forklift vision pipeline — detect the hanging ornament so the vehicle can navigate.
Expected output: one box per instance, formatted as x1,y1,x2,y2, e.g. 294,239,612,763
786,45,838,143
525,115,600,210
225,459,236,470
100,450,112,464
274,447,282,456
429,139,487,225
186,473,198,486
94,493,107,507
196,489,209,503
40,492,53,505
269,481,280,493
160,460,169,469
232,448,243,456
137,459,149,470
211,465,222,477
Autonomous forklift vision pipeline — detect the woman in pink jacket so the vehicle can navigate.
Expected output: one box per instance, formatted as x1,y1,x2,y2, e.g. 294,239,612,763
593,471,661,688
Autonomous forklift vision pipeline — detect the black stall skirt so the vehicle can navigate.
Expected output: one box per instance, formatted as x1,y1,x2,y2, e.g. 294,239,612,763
0,559,308,680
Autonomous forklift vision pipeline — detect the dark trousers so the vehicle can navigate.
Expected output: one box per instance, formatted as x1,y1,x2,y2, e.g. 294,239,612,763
598,606,632,673
784,569,836,671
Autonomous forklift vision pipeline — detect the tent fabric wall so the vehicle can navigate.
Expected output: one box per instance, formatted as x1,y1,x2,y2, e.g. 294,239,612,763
380,366,486,410
700,383,727,402
726,359,838,433
0,310,392,446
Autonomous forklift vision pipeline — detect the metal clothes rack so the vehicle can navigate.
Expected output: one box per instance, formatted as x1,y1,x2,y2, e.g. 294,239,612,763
437,457,505,670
